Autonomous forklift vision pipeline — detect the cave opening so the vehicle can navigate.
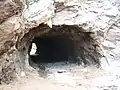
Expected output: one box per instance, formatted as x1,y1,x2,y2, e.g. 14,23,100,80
29,34,76,64
16,24,102,76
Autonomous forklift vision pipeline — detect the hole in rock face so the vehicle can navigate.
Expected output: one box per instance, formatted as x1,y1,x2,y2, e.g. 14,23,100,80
29,34,75,64
17,25,101,74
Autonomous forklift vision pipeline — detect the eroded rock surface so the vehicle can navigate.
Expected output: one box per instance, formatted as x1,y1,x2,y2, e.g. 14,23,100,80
0,0,120,85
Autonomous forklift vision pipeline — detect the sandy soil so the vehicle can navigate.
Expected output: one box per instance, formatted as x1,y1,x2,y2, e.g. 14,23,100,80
0,61,120,90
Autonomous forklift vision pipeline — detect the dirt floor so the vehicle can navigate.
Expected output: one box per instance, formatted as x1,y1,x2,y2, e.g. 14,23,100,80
0,60,120,90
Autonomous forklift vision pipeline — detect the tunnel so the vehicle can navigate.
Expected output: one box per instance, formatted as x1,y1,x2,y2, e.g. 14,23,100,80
29,34,76,64
16,24,101,74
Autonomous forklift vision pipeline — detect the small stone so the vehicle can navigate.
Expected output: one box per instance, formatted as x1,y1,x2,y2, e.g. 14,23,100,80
57,71,64,73
20,71,26,77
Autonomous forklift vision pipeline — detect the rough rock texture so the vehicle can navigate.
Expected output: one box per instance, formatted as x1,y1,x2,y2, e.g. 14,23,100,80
0,0,23,24
50,25,101,65
0,0,24,84
0,0,120,84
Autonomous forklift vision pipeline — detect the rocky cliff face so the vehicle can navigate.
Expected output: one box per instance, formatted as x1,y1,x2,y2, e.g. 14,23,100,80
0,0,120,84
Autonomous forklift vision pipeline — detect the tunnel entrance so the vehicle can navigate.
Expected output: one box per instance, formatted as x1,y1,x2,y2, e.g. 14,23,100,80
29,34,75,64
17,24,102,75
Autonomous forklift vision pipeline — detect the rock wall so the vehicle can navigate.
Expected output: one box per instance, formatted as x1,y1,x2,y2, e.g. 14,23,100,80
0,0,120,84
0,0,24,84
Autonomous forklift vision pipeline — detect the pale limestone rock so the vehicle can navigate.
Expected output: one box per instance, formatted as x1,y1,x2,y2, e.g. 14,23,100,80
30,43,37,55
0,0,120,85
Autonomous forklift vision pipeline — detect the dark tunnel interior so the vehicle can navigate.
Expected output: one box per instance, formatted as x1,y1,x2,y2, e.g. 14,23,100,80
29,35,76,64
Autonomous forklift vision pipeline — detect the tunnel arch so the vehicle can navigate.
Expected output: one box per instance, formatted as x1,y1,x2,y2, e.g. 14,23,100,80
16,24,102,76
